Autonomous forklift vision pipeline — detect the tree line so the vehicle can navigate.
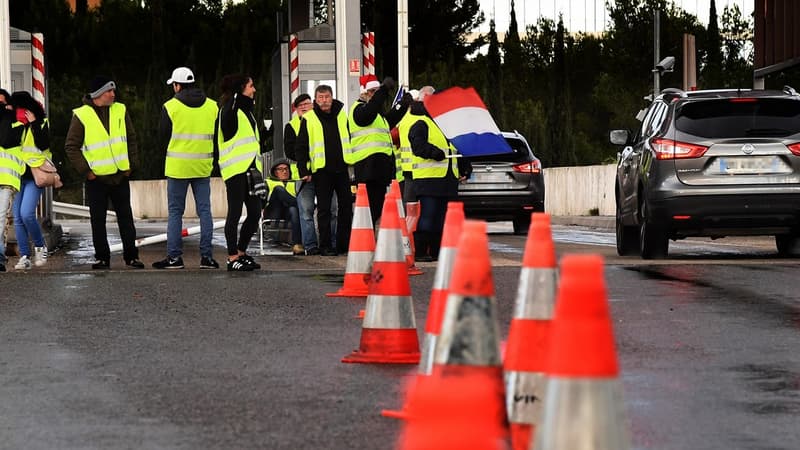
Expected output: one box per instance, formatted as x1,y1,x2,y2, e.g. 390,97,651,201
9,0,760,202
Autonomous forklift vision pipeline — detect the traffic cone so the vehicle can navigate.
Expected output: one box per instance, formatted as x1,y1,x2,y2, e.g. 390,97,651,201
405,200,420,262
390,180,422,276
503,213,558,450
342,191,420,364
327,183,374,298
532,254,631,450
395,371,509,450
418,201,464,376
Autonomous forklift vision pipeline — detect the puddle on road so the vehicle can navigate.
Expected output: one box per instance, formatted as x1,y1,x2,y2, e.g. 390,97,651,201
730,364,800,414
309,273,344,284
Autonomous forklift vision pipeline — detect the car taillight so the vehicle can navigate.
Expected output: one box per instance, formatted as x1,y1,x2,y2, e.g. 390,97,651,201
513,160,541,173
787,143,800,156
650,138,708,160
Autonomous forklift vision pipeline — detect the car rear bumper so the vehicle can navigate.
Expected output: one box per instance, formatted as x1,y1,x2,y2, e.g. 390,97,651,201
459,190,545,221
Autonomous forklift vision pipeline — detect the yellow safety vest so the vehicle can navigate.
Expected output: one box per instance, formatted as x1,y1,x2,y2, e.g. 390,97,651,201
19,119,52,168
302,108,350,173
73,103,130,176
397,109,423,173
411,115,459,180
345,101,393,164
393,143,404,182
0,143,24,191
266,178,297,202
164,98,217,178
286,116,302,179
217,109,262,181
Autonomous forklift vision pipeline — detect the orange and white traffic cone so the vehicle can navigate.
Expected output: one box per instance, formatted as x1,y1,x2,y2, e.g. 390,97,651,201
395,371,509,450
390,180,422,276
342,191,420,364
327,183,374,298
532,254,631,450
418,201,465,376
503,213,558,450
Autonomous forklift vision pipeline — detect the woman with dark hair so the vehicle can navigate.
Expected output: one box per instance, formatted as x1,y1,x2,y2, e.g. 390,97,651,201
10,91,51,270
216,74,264,271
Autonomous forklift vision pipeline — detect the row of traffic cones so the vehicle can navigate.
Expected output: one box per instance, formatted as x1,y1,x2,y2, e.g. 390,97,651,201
327,181,630,449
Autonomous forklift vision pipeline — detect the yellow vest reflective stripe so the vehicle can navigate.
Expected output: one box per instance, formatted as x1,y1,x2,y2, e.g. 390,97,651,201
266,178,297,202
286,116,302,179
345,101,393,164
217,110,262,181
73,103,130,175
397,110,423,172
393,143,404,182
303,108,350,173
411,115,459,180
0,145,24,191
164,98,217,178
19,119,52,168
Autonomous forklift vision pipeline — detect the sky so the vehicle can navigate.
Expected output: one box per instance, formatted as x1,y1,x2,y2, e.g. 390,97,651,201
479,0,755,34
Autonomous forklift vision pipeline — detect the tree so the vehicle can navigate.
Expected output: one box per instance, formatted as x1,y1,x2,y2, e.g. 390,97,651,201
408,0,485,76
485,20,503,126
720,4,753,89
699,0,724,88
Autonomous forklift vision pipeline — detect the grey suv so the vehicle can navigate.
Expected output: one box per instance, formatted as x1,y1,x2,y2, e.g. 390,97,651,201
459,131,545,234
610,87,800,259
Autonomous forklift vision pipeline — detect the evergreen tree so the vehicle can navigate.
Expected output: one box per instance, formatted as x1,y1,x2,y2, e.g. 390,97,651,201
700,0,724,88
486,20,503,127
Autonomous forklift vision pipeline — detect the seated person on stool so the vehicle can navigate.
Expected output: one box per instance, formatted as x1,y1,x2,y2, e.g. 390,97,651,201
264,158,303,255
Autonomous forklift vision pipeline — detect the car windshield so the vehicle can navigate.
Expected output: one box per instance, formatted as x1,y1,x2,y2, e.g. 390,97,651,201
466,138,531,163
675,98,800,138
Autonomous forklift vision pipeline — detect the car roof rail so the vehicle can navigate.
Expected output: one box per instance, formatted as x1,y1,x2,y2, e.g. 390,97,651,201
660,87,686,102
783,85,798,96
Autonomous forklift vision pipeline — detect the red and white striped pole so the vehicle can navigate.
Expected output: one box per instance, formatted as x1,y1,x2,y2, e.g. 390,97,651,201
31,33,46,109
289,33,299,112
362,32,375,75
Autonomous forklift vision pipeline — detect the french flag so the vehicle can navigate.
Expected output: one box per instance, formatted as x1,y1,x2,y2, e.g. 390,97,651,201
423,86,512,157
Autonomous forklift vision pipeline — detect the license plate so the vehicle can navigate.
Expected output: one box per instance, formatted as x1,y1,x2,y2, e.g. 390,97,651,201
469,171,509,183
717,156,791,174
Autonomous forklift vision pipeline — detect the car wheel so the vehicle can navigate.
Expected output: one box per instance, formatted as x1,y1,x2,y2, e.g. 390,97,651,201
638,200,668,259
512,215,531,235
775,234,800,257
616,206,639,256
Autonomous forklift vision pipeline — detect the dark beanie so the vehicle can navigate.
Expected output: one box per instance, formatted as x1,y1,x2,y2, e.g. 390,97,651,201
88,75,116,98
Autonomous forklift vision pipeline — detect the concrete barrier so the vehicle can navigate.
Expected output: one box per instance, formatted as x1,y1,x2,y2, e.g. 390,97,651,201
127,164,618,219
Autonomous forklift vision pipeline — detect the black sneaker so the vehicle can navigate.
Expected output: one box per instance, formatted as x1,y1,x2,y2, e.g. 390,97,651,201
200,256,220,269
92,260,110,270
125,259,145,269
227,258,253,272
320,247,338,256
305,247,320,256
239,254,261,269
152,256,184,269
0,263,6,272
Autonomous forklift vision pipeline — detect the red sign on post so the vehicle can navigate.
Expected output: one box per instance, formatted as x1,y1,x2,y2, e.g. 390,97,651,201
349,59,360,76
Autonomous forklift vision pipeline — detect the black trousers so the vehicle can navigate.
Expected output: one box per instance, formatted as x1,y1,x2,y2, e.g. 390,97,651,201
86,178,138,263
365,179,390,226
314,169,352,253
224,172,262,256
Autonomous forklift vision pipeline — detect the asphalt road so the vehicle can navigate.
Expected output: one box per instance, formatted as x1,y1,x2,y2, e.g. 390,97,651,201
1,219,798,449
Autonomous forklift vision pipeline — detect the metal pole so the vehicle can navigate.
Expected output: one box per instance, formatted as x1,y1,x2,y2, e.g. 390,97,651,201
0,0,10,89
397,0,409,87
654,9,660,95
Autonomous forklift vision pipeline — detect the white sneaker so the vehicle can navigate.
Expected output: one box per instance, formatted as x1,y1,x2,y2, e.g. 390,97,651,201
15,255,32,270
33,246,48,267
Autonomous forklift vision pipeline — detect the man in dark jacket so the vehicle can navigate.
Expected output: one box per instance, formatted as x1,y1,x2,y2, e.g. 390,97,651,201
295,85,352,256
64,76,144,270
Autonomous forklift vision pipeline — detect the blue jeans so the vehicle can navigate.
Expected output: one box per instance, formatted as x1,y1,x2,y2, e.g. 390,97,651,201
167,177,213,259
12,178,45,257
0,186,14,265
295,180,337,250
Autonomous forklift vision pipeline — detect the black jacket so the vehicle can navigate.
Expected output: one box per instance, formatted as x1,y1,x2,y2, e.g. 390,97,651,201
295,100,348,177
350,86,394,184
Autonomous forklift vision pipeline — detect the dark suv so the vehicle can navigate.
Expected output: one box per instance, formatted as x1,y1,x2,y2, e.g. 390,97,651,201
611,87,800,259
458,131,545,234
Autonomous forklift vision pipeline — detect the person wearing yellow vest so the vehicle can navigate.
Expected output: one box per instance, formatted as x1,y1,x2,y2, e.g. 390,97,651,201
295,84,352,256
409,100,471,262
348,74,403,226
216,73,265,272
7,91,50,271
397,85,435,203
64,76,144,270
264,158,303,255
0,89,23,273
152,67,219,270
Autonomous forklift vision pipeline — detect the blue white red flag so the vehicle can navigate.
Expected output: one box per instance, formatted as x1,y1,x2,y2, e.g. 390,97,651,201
391,85,406,107
423,86,512,157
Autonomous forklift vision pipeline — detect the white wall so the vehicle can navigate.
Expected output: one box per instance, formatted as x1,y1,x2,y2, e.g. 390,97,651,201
128,164,618,219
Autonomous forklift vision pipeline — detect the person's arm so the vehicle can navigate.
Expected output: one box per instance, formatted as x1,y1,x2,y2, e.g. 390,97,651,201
30,119,50,151
64,115,92,177
125,112,139,174
409,121,445,161
158,105,172,154
351,87,389,126
283,123,297,161
295,119,311,179
219,97,238,142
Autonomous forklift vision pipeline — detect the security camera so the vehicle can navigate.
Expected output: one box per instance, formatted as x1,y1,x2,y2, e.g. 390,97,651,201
655,56,675,74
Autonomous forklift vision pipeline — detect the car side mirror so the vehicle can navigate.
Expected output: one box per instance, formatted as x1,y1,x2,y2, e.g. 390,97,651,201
609,130,630,146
